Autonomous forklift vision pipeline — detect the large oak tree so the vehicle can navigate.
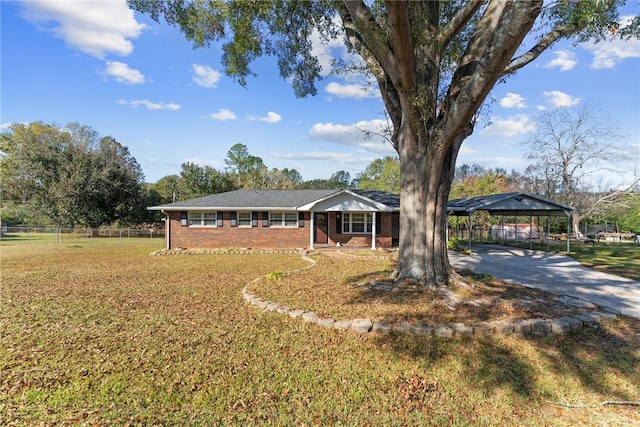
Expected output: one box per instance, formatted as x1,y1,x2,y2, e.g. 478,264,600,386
130,0,638,286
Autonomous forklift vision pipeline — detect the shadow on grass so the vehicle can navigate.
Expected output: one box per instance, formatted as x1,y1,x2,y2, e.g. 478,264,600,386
339,260,640,404
372,315,640,404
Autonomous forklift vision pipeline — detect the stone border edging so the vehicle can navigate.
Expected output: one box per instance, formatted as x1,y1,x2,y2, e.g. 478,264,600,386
242,252,618,338
150,248,303,256
150,249,619,338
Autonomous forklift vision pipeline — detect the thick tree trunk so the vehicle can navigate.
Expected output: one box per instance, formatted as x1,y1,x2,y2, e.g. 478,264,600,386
395,122,472,287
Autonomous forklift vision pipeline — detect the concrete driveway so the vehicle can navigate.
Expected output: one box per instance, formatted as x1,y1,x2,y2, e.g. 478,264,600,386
449,244,640,320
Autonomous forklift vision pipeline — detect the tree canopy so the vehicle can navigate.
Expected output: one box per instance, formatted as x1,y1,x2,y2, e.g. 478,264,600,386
0,122,145,228
130,0,639,286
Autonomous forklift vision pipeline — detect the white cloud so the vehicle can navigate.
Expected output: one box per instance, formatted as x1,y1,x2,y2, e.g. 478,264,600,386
309,16,360,76
192,64,221,88
0,123,13,130
272,151,363,163
118,99,181,111
500,93,527,109
458,145,478,156
209,109,237,121
309,119,395,154
325,81,378,99
480,114,536,137
543,50,577,71
103,61,145,84
583,16,640,69
19,0,146,58
247,111,282,123
543,91,581,108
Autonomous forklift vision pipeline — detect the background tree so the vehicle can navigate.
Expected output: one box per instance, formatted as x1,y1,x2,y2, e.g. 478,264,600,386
329,170,354,189
151,174,185,204
224,143,267,188
0,122,144,228
130,0,638,286
450,164,514,199
356,157,400,193
266,168,304,189
524,104,639,237
180,162,236,199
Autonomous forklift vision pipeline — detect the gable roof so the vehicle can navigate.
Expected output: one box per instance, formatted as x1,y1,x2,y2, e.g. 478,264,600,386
150,189,570,216
447,192,574,217
148,189,341,211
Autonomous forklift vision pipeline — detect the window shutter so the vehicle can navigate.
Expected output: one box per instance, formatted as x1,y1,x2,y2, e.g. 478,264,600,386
217,212,223,227
298,212,305,228
231,212,237,227
252,212,258,227
376,214,381,234
262,212,269,227
335,213,342,234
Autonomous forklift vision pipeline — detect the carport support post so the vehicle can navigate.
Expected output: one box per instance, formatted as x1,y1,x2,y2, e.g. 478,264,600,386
546,215,550,252
566,212,571,253
529,214,533,250
468,214,472,252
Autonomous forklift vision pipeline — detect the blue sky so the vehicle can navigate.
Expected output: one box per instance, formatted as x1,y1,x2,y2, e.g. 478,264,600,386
2,1,639,185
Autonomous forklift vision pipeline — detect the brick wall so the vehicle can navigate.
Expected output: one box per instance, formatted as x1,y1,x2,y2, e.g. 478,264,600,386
164,210,395,250
166,211,310,249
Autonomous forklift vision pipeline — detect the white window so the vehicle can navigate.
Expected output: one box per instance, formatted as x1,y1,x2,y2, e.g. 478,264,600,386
188,212,217,227
270,212,299,228
237,211,252,227
343,212,373,234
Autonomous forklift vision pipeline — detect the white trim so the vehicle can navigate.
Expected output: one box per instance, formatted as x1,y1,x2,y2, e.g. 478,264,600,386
188,211,218,227
237,211,252,227
149,206,299,212
269,212,299,228
342,212,374,234
297,189,393,212
371,211,376,250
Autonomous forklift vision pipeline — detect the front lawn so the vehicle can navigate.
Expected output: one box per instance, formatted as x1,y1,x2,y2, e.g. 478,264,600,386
1,242,638,425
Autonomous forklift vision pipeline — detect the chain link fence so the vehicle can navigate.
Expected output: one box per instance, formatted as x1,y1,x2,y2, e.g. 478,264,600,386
0,226,165,244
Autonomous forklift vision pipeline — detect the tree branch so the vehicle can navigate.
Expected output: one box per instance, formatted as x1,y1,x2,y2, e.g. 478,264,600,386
442,1,542,144
340,1,399,84
386,1,416,91
503,23,576,76
438,0,486,52
335,1,402,149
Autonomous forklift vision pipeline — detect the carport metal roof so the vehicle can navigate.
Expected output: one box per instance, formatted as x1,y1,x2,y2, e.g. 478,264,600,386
447,192,574,217
447,192,575,252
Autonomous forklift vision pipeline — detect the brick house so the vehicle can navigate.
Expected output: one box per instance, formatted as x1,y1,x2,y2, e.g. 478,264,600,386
148,189,400,250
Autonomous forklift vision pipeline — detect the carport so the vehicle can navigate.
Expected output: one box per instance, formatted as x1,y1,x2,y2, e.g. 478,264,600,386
447,192,575,252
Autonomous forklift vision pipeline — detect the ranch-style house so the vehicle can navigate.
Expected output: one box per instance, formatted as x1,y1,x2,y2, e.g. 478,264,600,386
148,189,401,250
149,189,574,251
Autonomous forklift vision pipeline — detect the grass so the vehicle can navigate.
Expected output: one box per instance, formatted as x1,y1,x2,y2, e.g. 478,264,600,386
568,245,640,281
1,241,639,425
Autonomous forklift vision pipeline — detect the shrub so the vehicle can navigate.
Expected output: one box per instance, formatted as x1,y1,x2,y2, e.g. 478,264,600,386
265,271,284,280
447,237,459,250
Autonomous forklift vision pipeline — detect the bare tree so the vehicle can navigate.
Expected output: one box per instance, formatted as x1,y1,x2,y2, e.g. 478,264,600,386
525,103,639,237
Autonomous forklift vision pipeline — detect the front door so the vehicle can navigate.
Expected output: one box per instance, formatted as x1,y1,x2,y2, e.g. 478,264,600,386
314,213,328,244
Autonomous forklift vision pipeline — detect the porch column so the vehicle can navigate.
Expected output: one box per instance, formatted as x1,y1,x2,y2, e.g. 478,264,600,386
371,211,376,250
309,211,315,250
